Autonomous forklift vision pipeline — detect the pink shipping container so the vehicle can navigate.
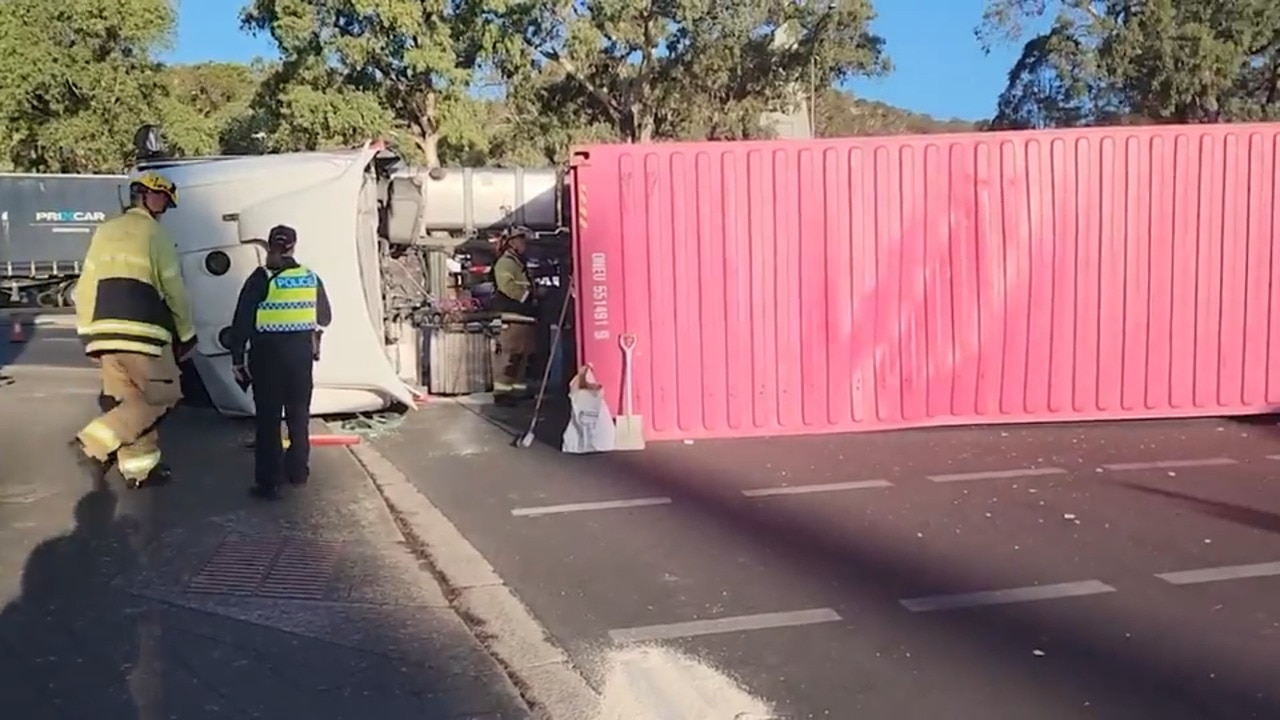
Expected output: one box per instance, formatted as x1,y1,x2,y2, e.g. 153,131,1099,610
570,123,1280,442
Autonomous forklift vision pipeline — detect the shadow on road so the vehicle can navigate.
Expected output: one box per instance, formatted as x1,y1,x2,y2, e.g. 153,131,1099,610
602,447,1276,717
1118,481,1280,536
465,398,1278,717
0,404,521,718
0,483,142,715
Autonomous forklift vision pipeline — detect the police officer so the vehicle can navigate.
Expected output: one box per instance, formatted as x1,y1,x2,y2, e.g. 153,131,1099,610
71,171,197,490
490,226,537,406
227,225,332,500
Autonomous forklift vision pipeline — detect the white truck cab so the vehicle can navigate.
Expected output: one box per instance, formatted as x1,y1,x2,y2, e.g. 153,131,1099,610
133,138,428,416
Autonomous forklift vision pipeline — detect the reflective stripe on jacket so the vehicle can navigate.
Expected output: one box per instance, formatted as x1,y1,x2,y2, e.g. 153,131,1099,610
255,266,319,332
74,207,196,357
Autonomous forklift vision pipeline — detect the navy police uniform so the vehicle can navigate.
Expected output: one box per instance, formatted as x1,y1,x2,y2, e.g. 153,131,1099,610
228,225,332,499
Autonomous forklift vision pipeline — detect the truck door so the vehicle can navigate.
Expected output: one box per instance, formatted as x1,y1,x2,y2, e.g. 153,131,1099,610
179,240,266,358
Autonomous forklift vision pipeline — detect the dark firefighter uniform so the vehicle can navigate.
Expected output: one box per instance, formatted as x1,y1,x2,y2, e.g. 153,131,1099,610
490,227,537,405
71,171,196,489
228,225,332,500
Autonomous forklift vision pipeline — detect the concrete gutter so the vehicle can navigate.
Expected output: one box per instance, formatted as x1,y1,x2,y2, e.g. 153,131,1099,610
339,428,600,720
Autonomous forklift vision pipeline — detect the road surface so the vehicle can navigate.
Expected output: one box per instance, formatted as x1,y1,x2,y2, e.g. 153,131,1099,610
375,401,1280,719
0,321,530,719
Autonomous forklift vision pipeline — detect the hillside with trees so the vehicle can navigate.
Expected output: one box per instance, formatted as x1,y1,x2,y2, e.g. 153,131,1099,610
1,0,1277,173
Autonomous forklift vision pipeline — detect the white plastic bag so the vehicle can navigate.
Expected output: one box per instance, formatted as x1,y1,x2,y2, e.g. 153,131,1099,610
562,364,616,454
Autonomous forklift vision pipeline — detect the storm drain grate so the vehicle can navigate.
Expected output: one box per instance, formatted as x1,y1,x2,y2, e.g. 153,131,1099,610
257,539,343,600
185,535,343,600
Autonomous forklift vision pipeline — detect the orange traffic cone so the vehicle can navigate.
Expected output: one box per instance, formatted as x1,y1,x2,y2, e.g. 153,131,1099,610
8,316,27,343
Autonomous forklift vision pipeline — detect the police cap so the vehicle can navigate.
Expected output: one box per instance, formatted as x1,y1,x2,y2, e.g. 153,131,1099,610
267,224,298,250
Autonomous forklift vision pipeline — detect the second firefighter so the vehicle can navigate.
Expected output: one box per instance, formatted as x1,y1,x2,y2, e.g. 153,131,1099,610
489,227,538,406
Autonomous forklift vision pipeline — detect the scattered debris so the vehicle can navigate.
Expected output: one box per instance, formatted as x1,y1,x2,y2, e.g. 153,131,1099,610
595,645,774,720
331,412,406,440
1032,649,1046,657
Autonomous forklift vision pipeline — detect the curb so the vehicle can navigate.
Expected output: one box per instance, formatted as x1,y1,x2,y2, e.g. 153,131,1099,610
339,431,600,720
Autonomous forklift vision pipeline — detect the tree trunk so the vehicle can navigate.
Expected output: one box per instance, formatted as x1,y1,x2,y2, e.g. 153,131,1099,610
416,131,441,168
410,91,441,168
620,105,656,143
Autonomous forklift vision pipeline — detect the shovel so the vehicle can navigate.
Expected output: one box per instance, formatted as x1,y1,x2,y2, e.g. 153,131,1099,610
614,333,645,450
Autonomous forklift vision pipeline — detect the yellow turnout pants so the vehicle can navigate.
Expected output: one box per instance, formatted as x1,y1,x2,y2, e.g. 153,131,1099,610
78,350,183,481
493,318,535,396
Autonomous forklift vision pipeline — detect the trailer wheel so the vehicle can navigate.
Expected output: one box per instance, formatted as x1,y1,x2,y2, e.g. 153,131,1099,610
35,287,59,308
60,280,77,308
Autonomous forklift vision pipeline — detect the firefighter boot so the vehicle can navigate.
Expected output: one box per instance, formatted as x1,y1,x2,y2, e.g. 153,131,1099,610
126,462,174,491
68,438,111,489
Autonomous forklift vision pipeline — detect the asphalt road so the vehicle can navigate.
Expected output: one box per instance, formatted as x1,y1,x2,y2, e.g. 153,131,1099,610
0,314,84,370
376,403,1280,719
0,320,531,719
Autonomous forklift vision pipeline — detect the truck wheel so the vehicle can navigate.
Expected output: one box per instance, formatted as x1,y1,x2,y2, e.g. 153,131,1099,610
60,280,77,308
35,287,59,308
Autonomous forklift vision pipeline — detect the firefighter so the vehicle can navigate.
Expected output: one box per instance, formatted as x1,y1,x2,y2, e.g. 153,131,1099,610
70,171,197,490
227,225,332,500
490,226,538,406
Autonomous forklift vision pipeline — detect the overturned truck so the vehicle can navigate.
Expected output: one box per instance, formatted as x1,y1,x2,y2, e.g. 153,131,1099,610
135,136,570,417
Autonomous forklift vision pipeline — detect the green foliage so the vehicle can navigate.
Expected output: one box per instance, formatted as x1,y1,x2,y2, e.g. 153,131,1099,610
981,0,1280,128
0,0,176,172
37,0,1280,176
816,89,976,137
157,62,266,156
493,0,889,144
238,0,506,166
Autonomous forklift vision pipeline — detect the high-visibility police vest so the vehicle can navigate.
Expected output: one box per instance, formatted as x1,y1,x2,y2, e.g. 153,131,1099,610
255,266,319,333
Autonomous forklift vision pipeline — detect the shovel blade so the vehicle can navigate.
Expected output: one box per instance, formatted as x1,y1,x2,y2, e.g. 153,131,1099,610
614,415,646,450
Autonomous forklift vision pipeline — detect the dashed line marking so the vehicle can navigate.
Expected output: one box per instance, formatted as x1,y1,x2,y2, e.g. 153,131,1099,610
899,580,1116,613
926,467,1066,483
742,479,892,497
608,608,842,643
1155,561,1280,585
1100,458,1237,471
511,497,673,517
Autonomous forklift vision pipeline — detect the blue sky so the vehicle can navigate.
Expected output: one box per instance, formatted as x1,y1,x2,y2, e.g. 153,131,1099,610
168,0,1026,122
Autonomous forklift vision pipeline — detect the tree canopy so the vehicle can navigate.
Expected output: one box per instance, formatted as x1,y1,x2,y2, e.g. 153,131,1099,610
6,0,1278,174
981,0,1280,128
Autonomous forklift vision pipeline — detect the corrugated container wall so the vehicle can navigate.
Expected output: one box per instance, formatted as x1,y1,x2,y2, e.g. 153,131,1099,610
571,124,1280,442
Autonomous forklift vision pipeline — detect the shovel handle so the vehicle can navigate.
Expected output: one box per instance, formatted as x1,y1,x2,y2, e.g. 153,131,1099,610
618,333,637,352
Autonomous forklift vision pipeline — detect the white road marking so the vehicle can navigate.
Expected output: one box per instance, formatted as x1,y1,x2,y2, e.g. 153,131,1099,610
742,479,892,497
32,316,78,329
608,608,842,643
899,580,1116,613
511,497,672,517
1155,561,1280,585
1100,458,1237,471
1266,455,1280,461
926,467,1066,483
1,364,97,377
10,388,99,398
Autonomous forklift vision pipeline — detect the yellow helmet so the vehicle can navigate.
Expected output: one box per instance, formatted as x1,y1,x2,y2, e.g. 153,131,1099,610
131,171,178,208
